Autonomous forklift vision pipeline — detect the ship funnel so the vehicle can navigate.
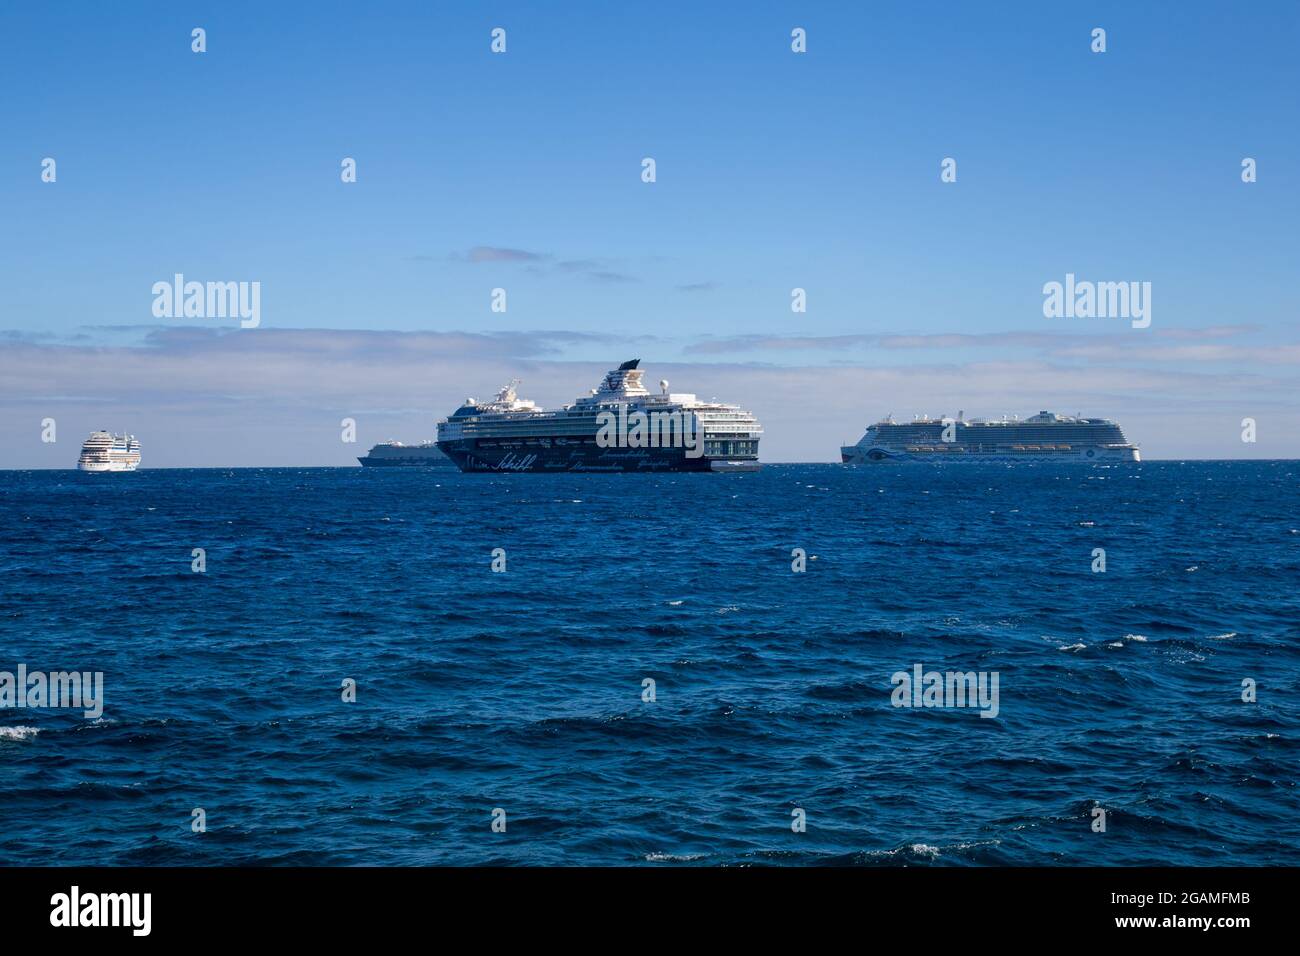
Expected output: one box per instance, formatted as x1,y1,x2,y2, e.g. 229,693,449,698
660,379,669,394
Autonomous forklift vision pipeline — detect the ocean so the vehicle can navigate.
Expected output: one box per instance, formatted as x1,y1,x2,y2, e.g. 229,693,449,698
1,462,1296,866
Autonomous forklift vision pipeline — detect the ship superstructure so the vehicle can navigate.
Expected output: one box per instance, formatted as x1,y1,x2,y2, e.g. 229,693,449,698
436,360,762,472
77,431,142,472
841,411,1139,463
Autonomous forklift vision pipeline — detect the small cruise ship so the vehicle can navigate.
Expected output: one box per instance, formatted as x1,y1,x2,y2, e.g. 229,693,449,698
77,431,142,471
841,411,1140,463
357,440,457,468
436,360,762,472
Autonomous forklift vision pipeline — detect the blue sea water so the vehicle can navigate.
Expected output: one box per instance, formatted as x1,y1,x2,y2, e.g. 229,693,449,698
0,462,1297,866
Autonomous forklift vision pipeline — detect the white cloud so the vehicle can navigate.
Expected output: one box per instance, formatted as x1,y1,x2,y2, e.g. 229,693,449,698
2,327,1297,466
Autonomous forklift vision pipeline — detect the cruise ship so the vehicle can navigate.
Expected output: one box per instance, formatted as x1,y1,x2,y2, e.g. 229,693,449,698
77,431,141,471
357,440,457,467
841,411,1140,463
436,360,762,472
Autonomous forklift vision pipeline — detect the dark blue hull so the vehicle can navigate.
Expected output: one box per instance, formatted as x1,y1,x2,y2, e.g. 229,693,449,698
436,438,756,473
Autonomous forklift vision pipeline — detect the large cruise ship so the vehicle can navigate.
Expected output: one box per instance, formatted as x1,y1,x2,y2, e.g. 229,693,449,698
841,411,1140,463
77,431,142,471
357,440,457,467
436,360,762,472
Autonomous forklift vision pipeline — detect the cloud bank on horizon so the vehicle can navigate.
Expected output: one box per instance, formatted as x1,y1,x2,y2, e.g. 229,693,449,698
2,324,1297,466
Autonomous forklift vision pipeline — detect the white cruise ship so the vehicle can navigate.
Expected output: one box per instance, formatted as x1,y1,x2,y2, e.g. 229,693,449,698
436,360,762,472
77,431,142,472
841,411,1140,463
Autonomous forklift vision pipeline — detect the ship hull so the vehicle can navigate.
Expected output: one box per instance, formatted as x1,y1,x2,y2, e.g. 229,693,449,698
357,457,457,467
77,460,140,472
437,439,757,473
842,446,1140,463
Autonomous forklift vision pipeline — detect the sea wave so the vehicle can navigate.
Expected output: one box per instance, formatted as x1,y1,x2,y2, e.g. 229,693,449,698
0,726,41,741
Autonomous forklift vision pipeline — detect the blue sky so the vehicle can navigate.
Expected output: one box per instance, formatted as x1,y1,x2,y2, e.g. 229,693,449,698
1,1,1297,464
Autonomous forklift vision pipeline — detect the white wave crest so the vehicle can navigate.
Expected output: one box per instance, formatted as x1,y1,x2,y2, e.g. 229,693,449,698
0,726,41,741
